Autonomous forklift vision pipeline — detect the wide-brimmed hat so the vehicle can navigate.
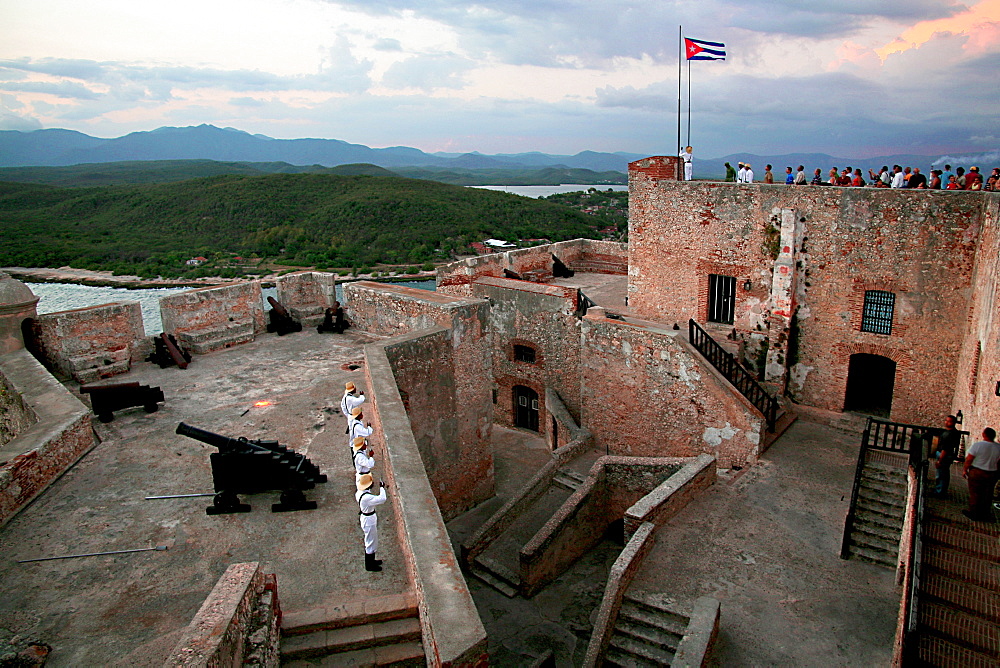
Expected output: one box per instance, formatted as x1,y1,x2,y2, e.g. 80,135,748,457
352,436,366,451
357,473,374,490
345,382,356,392
351,406,363,417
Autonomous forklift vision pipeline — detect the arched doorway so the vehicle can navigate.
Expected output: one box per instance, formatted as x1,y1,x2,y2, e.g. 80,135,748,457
844,353,896,417
513,385,539,432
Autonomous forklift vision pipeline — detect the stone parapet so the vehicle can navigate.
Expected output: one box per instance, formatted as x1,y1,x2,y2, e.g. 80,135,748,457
164,562,281,668
0,348,95,527
276,272,338,326
160,282,265,354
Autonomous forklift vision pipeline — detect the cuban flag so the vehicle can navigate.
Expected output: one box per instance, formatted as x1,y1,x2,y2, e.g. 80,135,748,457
685,37,726,61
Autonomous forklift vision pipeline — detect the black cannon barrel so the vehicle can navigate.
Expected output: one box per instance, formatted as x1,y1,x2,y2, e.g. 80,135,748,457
176,422,254,452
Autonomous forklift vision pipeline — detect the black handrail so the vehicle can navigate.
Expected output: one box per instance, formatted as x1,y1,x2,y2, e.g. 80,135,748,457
688,319,778,431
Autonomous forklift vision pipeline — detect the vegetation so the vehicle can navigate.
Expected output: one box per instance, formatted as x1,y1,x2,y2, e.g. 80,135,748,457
0,173,604,277
393,166,626,186
542,188,628,239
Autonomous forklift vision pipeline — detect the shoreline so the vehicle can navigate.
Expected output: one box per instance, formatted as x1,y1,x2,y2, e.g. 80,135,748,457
3,266,438,290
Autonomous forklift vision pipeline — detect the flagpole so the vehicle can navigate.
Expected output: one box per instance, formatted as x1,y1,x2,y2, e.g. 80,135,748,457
686,59,691,148
676,25,682,157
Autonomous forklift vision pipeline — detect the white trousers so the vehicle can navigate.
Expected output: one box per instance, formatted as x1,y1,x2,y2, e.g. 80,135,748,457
360,513,378,554
684,162,693,180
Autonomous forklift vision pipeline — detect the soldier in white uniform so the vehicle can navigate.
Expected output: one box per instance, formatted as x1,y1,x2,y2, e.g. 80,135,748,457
340,382,365,422
352,436,375,484
356,473,387,571
679,146,693,181
348,406,373,448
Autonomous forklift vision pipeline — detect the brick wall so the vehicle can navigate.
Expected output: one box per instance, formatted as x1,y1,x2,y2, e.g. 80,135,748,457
276,272,338,325
628,177,996,425
28,301,145,383
0,349,95,527
0,373,35,448
437,239,627,296
160,281,266,354
581,314,764,468
628,155,683,182
164,562,281,667
345,281,494,520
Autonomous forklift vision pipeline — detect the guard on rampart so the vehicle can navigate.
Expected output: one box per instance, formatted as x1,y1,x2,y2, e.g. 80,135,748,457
356,473,387,572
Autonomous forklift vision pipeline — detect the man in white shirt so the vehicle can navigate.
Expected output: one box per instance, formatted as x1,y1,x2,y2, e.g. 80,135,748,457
737,162,747,183
679,146,693,181
349,406,374,449
794,165,807,185
356,473,388,571
744,163,754,183
962,427,999,521
341,382,365,422
890,165,905,189
352,436,375,484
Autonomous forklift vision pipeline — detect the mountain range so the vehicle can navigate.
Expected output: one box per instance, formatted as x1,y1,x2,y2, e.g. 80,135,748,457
0,124,988,180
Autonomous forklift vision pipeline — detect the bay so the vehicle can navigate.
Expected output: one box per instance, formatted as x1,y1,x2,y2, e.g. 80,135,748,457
470,184,628,198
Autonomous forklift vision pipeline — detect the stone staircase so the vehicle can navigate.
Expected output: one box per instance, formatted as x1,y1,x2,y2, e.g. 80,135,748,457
280,593,424,667
604,593,689,667
915,488,1000,666
552,467,587,492
844,460,907,568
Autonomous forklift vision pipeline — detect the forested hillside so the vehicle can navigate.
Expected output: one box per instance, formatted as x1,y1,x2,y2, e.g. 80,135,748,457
0,173,601,277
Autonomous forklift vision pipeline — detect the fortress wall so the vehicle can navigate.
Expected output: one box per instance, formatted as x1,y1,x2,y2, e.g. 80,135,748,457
29,301,145,383
953,196,1000,434
471,277,583,437
580,314,763,468
628,176,991,424
160,281,266,354
364,334,489,666
437,239,628,296
346,281,493,520
0,349,95,527
276,271,337,324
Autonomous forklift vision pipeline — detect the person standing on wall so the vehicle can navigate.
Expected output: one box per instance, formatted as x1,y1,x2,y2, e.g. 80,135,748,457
962,427,999,522
724,162,737,182
341,382,365,427
352,435,376,485
929,414,961,498
356,473,387,571
349,406,374,449
680,146,693,181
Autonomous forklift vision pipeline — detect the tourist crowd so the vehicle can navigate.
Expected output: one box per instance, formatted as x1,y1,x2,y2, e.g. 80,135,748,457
723,161,999,191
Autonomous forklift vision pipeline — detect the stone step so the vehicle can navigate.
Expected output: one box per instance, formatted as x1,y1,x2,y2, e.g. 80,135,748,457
614,617,683,652
856,491,906,519
552,469,585,491
281,640,425,667
921,571,1000,623
282,593,418,637
280,617,422,661
603,645,663,668
925,521,1000,563
470,556,519,597
854,515,903,542
607,632,676,666
850,526,900,554
919,600,1000,660
859,474,907,496
618,599,688,638
847,543,897,569
924,545,1000,591
917,634,999,668
862,462,907,481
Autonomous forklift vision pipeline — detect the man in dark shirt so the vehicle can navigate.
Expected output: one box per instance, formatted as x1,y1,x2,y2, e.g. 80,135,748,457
907,168,928,189
930,414,961,497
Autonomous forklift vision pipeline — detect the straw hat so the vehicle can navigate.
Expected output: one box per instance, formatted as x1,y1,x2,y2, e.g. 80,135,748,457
357,473,374,490
352,436,366,451
351,406,363,417
345,382,356,392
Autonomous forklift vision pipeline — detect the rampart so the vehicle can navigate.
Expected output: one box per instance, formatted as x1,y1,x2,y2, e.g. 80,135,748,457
164,562,281,667
628,170,999,425
0,348,95,527
345,280,493,518
160,281,266,354
28,301,145,383
437,239,627,296
276,271,338,325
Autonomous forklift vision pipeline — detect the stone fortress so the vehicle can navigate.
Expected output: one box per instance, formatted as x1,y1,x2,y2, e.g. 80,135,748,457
0,155,997,666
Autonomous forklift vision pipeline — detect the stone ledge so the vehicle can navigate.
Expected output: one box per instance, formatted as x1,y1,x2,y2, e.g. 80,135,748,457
672,596,721,668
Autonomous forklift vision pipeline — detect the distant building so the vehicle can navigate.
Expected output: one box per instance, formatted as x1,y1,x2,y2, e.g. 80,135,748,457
186,256,208,266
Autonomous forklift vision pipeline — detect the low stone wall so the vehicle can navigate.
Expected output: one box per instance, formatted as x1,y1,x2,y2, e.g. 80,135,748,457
276,272,338,326
160,282,265,354
437,239,628,296
164,562,281,668
364,338,488,667
623,454,717,538
673,597,721,668
0,371,35,448
582,521,657,668
0,349,95,528
28,301,146,383
519,456,687,596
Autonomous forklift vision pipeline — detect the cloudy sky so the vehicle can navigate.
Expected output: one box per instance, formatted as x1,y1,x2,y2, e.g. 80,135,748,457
1,0,997,158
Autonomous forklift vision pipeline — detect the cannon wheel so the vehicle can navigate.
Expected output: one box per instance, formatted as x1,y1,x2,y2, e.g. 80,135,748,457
98,412,114,423
144,403,159,413
206,491,251,515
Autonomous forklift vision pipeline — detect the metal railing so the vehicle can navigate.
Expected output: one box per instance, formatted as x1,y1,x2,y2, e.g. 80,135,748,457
897,459,928,665
687,319,779,431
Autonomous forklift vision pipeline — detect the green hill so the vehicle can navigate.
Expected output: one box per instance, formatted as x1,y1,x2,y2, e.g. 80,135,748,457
0,173,601,277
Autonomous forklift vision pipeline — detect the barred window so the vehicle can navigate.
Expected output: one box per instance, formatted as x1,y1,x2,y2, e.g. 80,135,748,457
514,344,537,363
861,290,895,335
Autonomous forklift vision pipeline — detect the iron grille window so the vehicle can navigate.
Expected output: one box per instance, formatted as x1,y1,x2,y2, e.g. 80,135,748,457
514,345,537,363
861,290,895,335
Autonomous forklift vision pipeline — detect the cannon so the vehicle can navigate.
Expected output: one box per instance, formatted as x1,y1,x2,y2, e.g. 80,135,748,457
147,333,192,369
266,296,302,336
175,422,326,515
81,381,164,423
317,302,349,334
552,254,575,278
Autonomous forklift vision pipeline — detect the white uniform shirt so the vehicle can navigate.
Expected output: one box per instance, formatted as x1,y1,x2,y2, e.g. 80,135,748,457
679,148,693,181
341,391,365,420
967,440,1000,471
794,170,806,185
737,167,747,183
349,419,374,448
744,168,754,183
357,485,388,554
891,172,905,188
353,449,375,476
